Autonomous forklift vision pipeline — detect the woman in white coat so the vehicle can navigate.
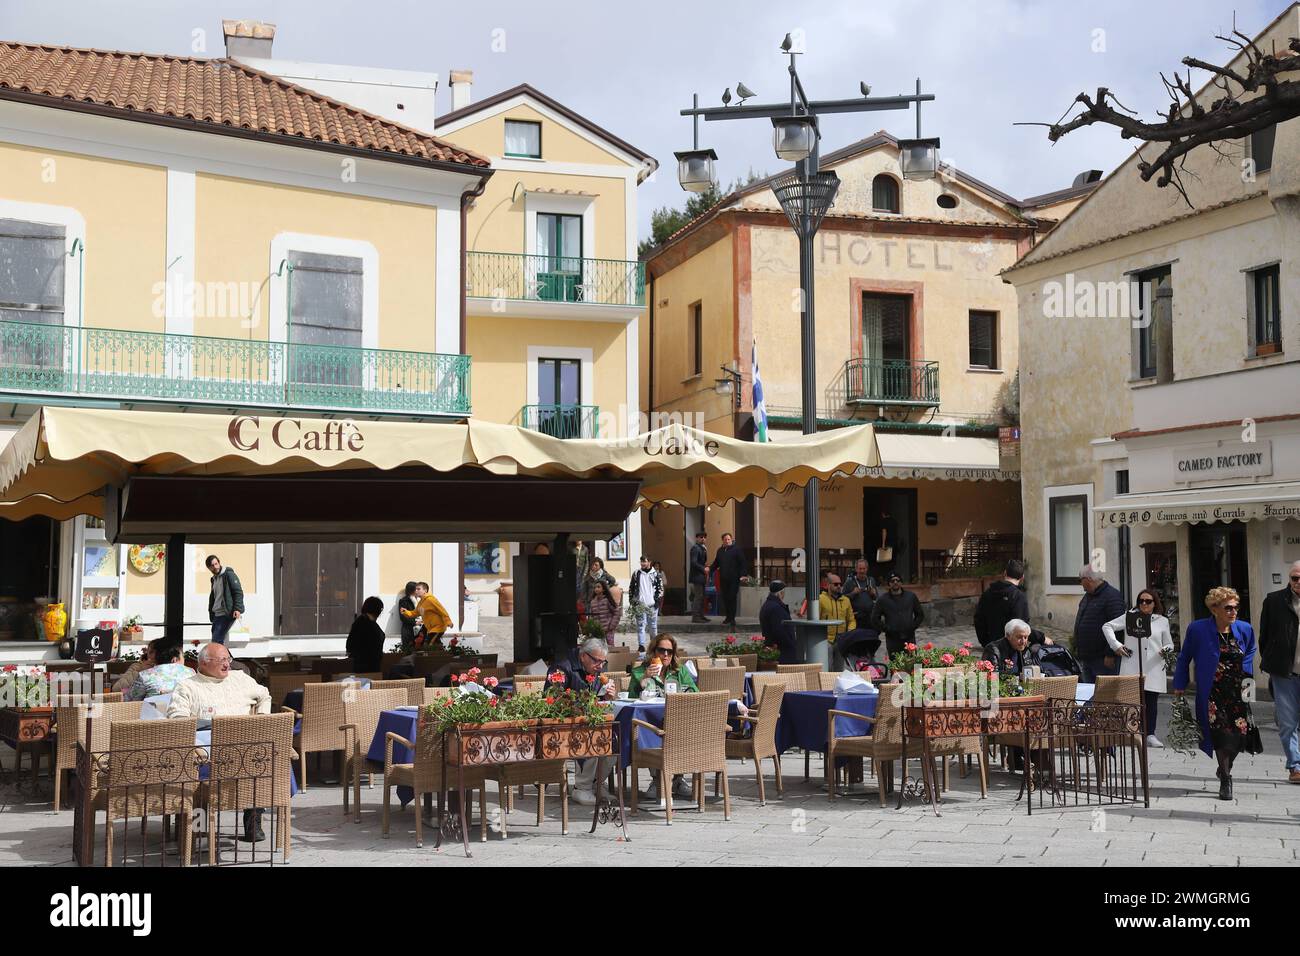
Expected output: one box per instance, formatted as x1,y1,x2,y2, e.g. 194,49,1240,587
1102,588,1175,748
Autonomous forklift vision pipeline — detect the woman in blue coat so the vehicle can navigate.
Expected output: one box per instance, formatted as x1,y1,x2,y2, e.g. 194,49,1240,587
1172,586,1263,800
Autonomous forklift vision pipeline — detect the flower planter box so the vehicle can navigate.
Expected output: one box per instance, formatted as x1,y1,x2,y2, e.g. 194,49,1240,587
537,715,616,760
757,660,780,672
444,719,539,766
903,695,1046,738
0,706,55,747
936,578,982,600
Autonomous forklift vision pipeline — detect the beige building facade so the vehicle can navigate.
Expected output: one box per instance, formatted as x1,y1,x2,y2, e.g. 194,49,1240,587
642,132,1094,600
1003,6,1300,640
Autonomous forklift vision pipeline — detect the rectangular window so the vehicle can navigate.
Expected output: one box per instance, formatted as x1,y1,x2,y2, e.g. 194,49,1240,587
1251,264,1281,353
1134,266,1171,379
1047,490,1090,588
0,218,67,372
505,120,542,159
536,357,583,437
0,218,66,324
690,301,703,376
968,310,998,369
288,250,364,390
1251,124,1275,174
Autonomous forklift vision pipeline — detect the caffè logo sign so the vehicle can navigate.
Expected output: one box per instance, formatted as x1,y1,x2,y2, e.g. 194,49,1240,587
227,416,364,454
1172,440,1271,483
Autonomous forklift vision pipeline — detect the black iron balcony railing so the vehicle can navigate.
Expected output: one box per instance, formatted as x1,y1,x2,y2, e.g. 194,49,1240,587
843,358,940,407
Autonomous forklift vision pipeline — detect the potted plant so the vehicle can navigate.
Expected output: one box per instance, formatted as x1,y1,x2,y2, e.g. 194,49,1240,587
0,664,54,751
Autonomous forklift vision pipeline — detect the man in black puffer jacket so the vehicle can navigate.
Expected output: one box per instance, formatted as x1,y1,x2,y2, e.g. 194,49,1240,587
974,560,1030,647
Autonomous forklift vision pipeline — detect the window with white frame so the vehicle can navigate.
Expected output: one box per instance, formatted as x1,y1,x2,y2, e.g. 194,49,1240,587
0,218,66,326
1045,484,1092,589
505,120,542,159
287,250,364,389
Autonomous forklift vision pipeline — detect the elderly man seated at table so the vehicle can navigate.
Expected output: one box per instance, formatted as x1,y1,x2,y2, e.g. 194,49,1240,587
167,641,272,841
982,619,1034,676
124,638,192,702
548,637,619,806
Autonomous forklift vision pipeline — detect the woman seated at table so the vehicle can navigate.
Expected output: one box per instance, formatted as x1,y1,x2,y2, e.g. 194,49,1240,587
346,596,387,674
124,638,192,702
628,635,698,698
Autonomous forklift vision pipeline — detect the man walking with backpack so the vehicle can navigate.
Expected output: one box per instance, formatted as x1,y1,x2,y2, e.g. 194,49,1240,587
974,560,1031,647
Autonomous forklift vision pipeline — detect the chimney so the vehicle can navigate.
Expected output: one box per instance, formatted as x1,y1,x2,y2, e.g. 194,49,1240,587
222,19,276,59
449,70,473,111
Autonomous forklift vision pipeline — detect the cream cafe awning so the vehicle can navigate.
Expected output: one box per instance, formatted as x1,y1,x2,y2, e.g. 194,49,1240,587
0,407,880,524
1095,482,1300,528
466,419,880,508
771,429,1017,481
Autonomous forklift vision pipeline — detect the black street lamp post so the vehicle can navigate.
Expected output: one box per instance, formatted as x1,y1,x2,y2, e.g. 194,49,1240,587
677,37,938,623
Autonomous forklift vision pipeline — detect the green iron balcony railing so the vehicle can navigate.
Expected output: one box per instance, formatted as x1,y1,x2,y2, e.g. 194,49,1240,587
518,403,600,439
0,319,471,416
843,358,940,407
466,252,646,307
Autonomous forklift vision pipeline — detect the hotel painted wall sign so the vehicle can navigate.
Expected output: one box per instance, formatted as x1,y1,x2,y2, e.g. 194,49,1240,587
227,416,365,454
1171,441,1272,483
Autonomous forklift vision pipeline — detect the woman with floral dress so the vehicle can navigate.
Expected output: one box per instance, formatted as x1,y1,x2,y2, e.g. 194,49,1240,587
1173,586,1262,800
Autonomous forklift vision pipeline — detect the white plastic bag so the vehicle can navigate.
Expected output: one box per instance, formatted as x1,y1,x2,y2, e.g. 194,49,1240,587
833,671,876,695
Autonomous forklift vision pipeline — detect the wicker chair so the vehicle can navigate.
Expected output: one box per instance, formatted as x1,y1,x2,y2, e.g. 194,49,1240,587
382,718,489,848
731,653,759,672
1092,674,1145,752
422,686,454,704
724,683,787,804
269,673,320,710
493,760,569,837
52,697,132,810
776,663,823,692
340,689,408,821
605,672,631,694
630,690,732,824
202,712,295,863
826,692,904,806
606,649,637,673
513,674,548,696
697,666,746,700
294,682,350,790
749,672,799,707
369,678,425,706
817,672,843,691
101,718,200,867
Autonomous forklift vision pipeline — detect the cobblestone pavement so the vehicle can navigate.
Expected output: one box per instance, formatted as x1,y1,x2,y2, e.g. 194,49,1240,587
4,622,1296,867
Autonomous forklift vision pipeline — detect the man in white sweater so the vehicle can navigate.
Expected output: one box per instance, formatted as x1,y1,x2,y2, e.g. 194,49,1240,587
168,642,270,719
168,642,272,842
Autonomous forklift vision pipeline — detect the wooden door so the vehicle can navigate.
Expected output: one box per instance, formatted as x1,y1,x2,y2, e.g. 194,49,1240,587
277,543,361,635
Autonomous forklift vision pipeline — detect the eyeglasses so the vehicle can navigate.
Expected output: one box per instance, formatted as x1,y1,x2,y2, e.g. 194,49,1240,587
1290,575,1300,582
582,651,606,666
1221,605,1240,613
652,647,673,657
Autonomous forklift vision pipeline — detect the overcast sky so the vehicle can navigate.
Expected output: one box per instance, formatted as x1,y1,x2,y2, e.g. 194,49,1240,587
2,0,1289,240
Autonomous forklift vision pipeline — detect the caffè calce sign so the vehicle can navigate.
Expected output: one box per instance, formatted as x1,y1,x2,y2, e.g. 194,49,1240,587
1172,441,1271,483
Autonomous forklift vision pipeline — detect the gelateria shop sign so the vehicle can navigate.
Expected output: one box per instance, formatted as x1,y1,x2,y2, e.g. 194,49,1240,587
1172,441,1272,483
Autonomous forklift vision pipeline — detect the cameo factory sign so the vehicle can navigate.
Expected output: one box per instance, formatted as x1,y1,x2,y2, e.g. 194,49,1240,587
1171,441,1271,484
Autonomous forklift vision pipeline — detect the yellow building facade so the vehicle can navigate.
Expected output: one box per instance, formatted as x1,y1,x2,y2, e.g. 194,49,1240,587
643,132,1094,604
0,36,653,654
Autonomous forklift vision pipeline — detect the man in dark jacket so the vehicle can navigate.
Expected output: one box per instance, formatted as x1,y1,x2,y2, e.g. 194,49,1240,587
870,573,925,658
205,554,245,645
974,559,1030,646
709,532,749,628
759,580,796,663
983,618,1032,676
689,531,710,623
1258,560,1300,783
548,638,616,804
1073,565,1126,684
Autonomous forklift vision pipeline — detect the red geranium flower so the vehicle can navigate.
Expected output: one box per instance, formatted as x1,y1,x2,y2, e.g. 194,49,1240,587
904,643,917,652
442,698,453,707
488,697,499,708
725,635,737,644
450,673,460,683
962,641,973,648
958,647,970,657
545,696,555,705
923,642,934,651
448,636,459,646
484,676,499,688
585,674,596,684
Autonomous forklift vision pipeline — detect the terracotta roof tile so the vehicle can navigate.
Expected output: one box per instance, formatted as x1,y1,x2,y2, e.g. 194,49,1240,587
0,41,491,169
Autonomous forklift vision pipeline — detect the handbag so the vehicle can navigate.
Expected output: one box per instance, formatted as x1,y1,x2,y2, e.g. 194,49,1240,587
876,546,893,563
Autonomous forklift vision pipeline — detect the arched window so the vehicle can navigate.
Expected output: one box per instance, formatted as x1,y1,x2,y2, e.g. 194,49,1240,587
872,174,900,213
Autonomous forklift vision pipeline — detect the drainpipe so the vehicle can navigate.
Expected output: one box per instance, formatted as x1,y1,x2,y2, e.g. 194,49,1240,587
647,272,655,423
69,239,84,392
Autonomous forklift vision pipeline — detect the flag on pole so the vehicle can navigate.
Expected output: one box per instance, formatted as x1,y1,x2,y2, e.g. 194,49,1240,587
751,338,768,442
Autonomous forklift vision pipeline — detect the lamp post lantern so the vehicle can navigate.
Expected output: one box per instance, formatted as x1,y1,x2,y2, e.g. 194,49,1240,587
677,40,937,623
